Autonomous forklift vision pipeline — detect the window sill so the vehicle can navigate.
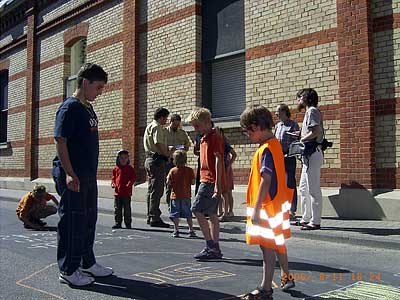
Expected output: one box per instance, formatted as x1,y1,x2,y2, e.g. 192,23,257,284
0,142,11,149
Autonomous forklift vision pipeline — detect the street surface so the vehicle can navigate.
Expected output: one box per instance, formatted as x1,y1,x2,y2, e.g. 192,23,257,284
1,199,399,300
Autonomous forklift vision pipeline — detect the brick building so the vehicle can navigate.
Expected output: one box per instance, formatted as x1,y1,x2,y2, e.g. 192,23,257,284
0,0,399,218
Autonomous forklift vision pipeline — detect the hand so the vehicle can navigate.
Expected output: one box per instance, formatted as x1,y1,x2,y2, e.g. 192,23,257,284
251,209,261,225
66,174,80,192
212,192,221,199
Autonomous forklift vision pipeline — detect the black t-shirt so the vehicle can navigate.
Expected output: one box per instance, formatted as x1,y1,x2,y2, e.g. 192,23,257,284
54,97,99,178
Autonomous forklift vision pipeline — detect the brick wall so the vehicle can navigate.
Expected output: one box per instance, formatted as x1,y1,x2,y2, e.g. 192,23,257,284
0,47,27,174
245,0,337,48
1,0,400,189
373,0,400,188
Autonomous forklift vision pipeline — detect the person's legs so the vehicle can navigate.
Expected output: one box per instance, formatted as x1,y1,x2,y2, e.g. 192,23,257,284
187,217,194,232
114,196,122,226
194,212,212,240
285,156,298,215
121,196,132,227
260,246,275,291
36,205,58,219
299,163,311,223
307,151,323,226
209,213,220,245
146,157,166,223
81,178,98,269
57,185,89,275
165,161,174,208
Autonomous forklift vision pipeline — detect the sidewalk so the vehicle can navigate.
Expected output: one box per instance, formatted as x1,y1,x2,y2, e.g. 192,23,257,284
1,188,399,250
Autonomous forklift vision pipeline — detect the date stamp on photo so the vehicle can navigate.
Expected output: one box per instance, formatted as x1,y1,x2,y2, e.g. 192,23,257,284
285,272,381,282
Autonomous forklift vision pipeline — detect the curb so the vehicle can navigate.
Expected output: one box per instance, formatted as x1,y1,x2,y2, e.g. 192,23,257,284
2,193,400,251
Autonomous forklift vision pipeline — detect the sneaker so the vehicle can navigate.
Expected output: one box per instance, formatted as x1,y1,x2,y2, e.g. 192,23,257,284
280,275,295,291
188,231,197,238
59,269,94,286
112,224,122,229
193,247,223,259
172,231,180,238
80,263,114,277
150,220,170,228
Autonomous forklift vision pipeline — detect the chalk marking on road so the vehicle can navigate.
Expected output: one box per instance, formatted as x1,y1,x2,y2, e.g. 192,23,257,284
305,281,400,300
16,262,65,300
15,251,250,300
132,262,236,287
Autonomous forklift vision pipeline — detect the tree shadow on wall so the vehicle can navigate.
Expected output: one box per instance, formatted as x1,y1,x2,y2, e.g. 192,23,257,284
328,182,386,220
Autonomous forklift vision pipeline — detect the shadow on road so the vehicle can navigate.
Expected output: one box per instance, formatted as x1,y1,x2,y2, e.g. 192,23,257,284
320,226,400,237
72,276,240,300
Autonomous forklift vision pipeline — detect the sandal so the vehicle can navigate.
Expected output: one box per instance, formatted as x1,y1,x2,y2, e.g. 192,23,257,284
294,220,308,227
241,287,273,300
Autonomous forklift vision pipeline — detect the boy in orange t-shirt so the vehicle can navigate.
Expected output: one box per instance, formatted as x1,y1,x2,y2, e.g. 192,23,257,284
166,150,196,238
187,107,225,259
16,185,59,230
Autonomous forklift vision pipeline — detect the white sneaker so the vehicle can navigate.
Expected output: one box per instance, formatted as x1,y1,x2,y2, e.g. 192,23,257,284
59,269,94,286
80,263,114,277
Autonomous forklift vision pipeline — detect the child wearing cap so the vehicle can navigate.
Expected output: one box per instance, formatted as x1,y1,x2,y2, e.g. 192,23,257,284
111,150,136,229
16,184,59,230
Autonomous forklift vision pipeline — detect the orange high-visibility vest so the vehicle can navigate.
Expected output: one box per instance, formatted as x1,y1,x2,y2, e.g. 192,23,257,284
246,137,293,254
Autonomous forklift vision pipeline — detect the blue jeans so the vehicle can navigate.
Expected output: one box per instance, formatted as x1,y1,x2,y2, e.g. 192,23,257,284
285,156,298,213
57,177,98,275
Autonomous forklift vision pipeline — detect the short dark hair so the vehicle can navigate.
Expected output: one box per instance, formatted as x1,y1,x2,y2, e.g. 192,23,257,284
154,107,170,120
278,103,291,118
77,63,108,87
240,106,273,131
297,88,319,107
170,114,181,122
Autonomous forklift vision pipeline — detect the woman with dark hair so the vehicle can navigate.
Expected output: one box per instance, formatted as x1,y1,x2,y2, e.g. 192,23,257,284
274,104,300,220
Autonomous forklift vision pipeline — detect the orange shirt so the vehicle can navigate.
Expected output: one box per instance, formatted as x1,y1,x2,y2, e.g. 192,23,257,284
199,128,225,184
16,192,54,219
168,166,195,199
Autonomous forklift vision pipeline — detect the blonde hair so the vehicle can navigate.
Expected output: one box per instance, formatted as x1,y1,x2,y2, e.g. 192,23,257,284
32,184,46,198
186,107,211,124
173,150,187,166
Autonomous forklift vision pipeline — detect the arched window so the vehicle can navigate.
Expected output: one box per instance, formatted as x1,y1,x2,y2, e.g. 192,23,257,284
66,38,87,97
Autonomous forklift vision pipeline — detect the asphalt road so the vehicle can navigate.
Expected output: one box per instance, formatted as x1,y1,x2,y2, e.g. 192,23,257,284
1,199,399,300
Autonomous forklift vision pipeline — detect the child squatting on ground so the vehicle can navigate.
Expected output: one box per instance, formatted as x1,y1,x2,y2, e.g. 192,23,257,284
16,184,59,230
240,106,295,300
111,149,136,229
187,107,225,259
166,150,196,238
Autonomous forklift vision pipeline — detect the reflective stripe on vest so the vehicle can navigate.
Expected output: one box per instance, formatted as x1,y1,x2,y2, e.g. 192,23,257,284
245,137,294,254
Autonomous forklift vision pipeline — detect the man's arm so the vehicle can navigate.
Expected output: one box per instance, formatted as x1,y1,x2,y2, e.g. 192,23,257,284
50,194,59,206
301,125,321,142
55,137,80,192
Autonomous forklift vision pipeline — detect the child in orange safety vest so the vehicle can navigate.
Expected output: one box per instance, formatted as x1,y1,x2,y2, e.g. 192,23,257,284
240,106,295,300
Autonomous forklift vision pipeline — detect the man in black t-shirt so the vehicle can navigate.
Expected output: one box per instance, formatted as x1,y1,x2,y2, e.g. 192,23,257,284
53,63,113,287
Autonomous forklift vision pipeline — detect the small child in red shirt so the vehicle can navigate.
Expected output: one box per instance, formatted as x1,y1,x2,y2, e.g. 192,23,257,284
111,149,136,229
166,150,196,238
